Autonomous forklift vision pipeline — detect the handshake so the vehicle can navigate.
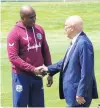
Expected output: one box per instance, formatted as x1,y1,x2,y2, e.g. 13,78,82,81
33,65,53,87
33,65,48,76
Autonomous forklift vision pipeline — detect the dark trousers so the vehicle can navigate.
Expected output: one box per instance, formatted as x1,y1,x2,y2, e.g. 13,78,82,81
12,72,44,107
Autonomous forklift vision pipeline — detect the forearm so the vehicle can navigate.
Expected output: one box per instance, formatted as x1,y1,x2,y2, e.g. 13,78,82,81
9,55,35,72
47,60,63,76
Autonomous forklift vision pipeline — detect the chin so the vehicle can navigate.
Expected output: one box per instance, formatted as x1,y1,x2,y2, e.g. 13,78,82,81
32,23,35,27
28,23,35,27
67,35,70,39
66,35,69,37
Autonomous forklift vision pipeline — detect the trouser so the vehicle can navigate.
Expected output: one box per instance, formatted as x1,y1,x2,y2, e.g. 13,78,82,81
12,72,44,107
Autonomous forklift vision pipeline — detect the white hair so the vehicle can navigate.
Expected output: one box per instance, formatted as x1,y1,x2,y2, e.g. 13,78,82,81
65,15,83,26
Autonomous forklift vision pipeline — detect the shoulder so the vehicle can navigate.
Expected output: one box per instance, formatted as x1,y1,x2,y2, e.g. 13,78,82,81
8,25,19,40
77,39,93,55
77,37,87,46
78,33,92,47
77,34,93,53
35,24,46,39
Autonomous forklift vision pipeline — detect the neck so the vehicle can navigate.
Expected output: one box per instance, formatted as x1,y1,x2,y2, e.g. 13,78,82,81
26,26,32,29
70,31,81,39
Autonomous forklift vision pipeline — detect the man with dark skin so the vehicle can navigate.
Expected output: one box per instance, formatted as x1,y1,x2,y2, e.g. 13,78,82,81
7,5,52,107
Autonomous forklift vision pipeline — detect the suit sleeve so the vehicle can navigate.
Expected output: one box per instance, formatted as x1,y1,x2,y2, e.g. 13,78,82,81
7,28,35,72
76,41,94,97
48,60,63,76
41,30,52,66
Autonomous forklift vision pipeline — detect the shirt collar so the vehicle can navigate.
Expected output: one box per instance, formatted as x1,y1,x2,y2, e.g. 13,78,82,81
71,32,81,45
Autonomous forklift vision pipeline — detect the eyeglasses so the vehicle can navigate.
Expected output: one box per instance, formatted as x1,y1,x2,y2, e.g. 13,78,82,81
64,25,72,30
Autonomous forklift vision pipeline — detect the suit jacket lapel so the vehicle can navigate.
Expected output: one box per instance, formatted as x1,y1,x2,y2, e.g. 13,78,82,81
63,43,77,71
63,32,85,71
66,42,77,64
60,47,70,71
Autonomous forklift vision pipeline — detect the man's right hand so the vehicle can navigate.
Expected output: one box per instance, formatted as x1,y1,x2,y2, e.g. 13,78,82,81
33,67,42,76
76,96,86,105
32,65,48,77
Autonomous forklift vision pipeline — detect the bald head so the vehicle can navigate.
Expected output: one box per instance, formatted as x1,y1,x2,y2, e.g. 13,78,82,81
20,5,36,27
65,15,83,26
20,5,35,19
64,15,83,39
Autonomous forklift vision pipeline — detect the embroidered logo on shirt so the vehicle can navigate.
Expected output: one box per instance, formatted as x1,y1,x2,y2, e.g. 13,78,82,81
27,42,41,52
16,85,23,92
9,43,14,46
37,33,42,40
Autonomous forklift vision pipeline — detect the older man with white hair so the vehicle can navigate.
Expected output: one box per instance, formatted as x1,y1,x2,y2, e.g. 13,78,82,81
41,15,98,107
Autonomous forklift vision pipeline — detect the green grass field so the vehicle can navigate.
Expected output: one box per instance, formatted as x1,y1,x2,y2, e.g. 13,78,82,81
1,2,100,107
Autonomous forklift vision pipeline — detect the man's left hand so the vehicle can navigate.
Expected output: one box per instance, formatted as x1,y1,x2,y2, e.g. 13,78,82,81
47,75,53,87
76,96,86,105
